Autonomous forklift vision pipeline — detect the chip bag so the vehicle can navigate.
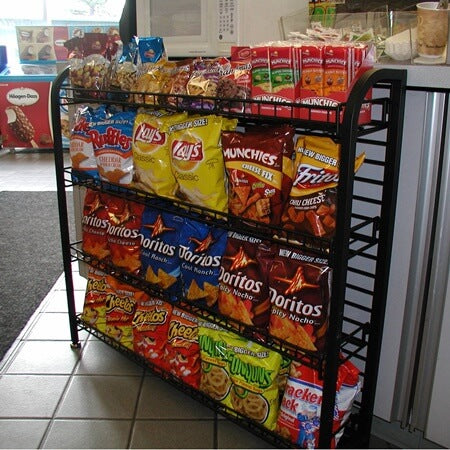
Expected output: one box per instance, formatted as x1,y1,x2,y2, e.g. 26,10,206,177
222,128,286,225
140,206,183,299
133,297,173,371
82,189,111,261
218,231,275,329
198,321,282,430
104,276,143,350
281,136,365,238
179,219,228,311
81,266,110,333
164,307,201,388
91,109,136,186
165,114,237,213
131,109,186,197
268,247,331,353
106,197,145,274
276,359,361,448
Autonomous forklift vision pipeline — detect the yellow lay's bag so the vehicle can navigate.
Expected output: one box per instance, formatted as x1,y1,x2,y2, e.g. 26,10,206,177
131,109,186,198
164,115,237,214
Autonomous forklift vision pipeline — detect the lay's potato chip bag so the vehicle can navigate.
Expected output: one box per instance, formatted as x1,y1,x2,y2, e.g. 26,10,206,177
164,114,237,214
131,109,186,197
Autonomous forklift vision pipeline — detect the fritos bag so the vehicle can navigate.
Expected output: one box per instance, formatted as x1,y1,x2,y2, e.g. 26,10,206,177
268,246,331,352
104,276,143,350
179,218,228,311
164,307,201,388
91,109,136,186
106,197,145,274
276,360,361,448
222,128,285,225
82,189,111,261
131,109,186,197
81,266,110,333
218,231,275,329
198,321,282,430
140,206,183,299
133,297,173,370
282,136,365,238
165,114,237,213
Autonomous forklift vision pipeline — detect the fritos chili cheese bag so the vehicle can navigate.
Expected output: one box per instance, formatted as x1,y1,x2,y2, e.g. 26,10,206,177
164,307,201,388
82,189,111,261
140,206,183,299
282,136,365,238
105,276,142,350
106,197,145,274
131,110,186,197
276,360,361,448
70,105,105,181
179,219,228,311
164,114,237,214
218,231,275,329
268,247,331,353
91,109,136,186
81,266,109,333
222,128,285,225
133,297,173,371
198,321,282,430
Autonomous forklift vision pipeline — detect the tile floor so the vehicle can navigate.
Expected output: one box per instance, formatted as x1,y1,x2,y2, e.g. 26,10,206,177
0,150,395,449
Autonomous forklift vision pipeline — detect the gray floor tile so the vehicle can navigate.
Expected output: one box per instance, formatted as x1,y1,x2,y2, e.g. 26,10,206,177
0,419,49,449
24,312,73,341
136,375,214,420
42,419,132,449
42,288,85,314
4,340,80,375
56,375,142,419
76,340,144,376
0,375,69,418
217,419,276,449
130,419,214,449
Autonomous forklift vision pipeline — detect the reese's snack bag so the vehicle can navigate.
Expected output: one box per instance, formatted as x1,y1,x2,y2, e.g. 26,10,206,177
140,206,183,299
268,247,331,353
164,307,201,388
82,189,111,261
133,297,173,371
164,114,237,213
222,128,285,225
276,360,361,448
282,136,365,238
105,276,143,350
70,105,105,180
91,109,136,186
198,321,282,430
106,197,145,274
81,266,109,333
218,231,275,329
179,219,228,310
131,110,186,197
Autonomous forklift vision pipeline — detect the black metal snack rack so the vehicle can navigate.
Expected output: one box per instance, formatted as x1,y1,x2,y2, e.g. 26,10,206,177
50,67,407,449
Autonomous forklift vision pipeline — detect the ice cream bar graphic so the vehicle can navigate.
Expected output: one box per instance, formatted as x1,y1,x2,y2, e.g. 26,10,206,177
5,105,37,147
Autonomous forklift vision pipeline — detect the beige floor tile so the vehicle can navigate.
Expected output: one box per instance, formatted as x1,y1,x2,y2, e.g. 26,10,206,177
0,419,49,449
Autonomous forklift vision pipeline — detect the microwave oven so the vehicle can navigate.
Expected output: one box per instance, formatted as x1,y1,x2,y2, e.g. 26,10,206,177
135,0,307,57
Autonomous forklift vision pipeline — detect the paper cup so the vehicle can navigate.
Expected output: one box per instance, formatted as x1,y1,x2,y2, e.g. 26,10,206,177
416,2,449,58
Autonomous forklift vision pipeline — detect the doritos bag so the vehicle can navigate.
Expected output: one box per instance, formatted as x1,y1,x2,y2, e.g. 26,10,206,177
81,189,111,261
164,307,201,388
218,231,275,329
133,297,173,371
179,219,228,311
140,206,183,299
106,197,145,274
268,247,331,353
276,360,361,448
